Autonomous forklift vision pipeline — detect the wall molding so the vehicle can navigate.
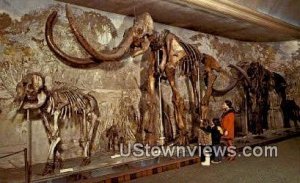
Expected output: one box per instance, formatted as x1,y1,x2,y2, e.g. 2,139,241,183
174,0,300,38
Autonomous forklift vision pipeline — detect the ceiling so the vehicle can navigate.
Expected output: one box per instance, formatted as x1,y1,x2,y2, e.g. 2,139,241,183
230,0,300,27
57,0,300,42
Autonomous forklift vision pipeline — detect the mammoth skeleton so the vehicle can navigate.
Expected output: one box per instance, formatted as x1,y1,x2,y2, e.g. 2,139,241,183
235,62,291,134
133,30,250,145
45,5,249,145
15,73,100,175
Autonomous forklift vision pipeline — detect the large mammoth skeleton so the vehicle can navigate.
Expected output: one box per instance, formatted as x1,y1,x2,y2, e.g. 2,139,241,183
45,5,249,145
132,30,250,145
15,73,100,175
235,62,291,134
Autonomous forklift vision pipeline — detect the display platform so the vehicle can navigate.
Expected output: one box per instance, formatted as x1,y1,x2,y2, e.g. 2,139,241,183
33,153,158,183
0,128,299,183
0,152,155,183
36,128,300,183
34,155,199,183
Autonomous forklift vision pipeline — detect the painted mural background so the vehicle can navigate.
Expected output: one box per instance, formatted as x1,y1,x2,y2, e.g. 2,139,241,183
0,0,299,168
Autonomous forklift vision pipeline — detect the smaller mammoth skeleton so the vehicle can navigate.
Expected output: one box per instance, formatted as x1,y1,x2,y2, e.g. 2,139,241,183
15,73,100,175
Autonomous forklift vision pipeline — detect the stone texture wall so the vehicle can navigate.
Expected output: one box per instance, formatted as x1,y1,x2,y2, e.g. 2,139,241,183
0,0,299,168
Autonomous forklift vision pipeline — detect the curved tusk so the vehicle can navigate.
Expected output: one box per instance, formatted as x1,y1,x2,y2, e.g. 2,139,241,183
211,65,241,97
65,4,134,61
211,64,253,96
212,78,239,97
45,11,100,68
228,64,252,87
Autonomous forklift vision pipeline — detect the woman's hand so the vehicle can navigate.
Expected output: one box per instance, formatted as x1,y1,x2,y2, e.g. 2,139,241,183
224,130,228,136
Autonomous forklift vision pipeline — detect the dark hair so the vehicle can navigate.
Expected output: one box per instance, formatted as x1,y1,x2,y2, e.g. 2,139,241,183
225,100,233,108
212,118,220,126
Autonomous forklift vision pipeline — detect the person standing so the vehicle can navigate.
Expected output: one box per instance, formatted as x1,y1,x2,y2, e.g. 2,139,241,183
211,118,223,163
221,100,235,161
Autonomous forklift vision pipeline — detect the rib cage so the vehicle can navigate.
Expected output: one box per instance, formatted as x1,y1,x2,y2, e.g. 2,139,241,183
177,38,204,76
44,88,99,119
155,30,204,76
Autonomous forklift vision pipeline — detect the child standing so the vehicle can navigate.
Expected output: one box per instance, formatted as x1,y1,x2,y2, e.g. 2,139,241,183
211,118,223,163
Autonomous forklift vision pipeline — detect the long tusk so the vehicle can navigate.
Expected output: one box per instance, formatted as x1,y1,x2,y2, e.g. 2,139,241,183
66,5,134,61
45,11,100,68
212,78,239,97
228,64,252,87
211,65,239,97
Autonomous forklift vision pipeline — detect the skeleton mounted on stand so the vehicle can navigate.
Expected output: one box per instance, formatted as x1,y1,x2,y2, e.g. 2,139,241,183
15,73,100,175
131,29,250,145
45,5,250,147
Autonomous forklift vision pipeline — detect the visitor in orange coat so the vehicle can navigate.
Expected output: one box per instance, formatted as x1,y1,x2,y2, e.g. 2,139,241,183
221,100,235,161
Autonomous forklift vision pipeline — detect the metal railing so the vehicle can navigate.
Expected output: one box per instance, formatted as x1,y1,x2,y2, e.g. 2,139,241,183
0,148,30,183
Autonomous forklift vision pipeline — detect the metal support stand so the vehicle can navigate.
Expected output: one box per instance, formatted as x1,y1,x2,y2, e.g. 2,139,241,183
245,94,248,135
26,110,32,183
157,50,165,145
197,66,201,120
24,148,29,183
270,94,275,129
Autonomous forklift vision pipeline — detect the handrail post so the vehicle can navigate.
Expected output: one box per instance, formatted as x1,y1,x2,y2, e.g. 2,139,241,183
157,50,165,146
24,148,30,183
26,109,32,183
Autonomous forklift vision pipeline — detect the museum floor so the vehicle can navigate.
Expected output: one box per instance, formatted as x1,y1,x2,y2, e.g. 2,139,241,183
132,137,300,183
0,127,298,183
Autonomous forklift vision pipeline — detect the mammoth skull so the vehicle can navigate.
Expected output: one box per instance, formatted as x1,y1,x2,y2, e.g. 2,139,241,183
15,73,47,110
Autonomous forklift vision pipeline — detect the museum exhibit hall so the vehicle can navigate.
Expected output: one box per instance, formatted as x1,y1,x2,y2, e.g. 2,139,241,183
0,0,299,182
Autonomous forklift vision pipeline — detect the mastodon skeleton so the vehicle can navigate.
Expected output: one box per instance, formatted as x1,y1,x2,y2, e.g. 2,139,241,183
15,73,100,175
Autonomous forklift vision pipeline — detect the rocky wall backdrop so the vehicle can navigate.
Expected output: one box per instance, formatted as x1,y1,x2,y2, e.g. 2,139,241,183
0,0,299,168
